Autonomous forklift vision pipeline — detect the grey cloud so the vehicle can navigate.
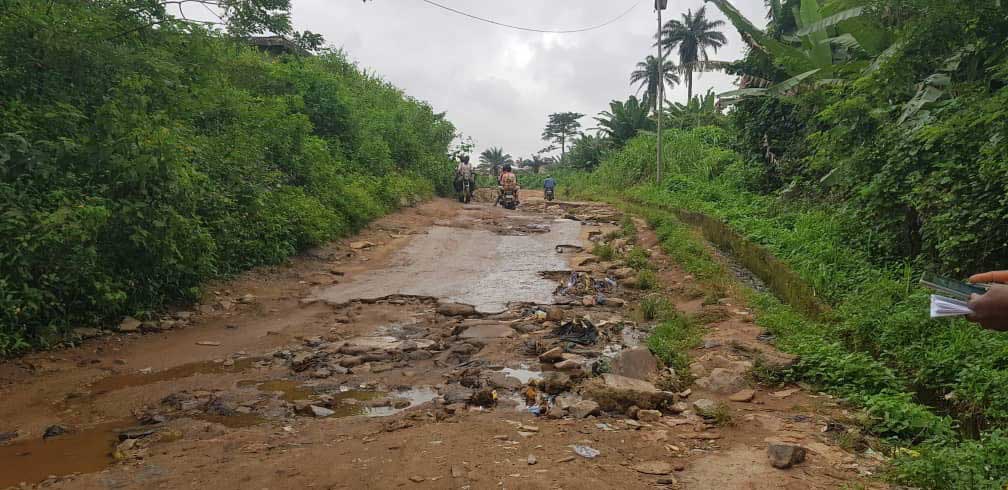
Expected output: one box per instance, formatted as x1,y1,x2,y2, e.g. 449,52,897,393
292,0,768,157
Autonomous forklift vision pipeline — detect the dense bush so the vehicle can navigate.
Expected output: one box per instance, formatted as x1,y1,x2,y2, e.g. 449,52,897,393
579,124,1008,487
0,1,454,354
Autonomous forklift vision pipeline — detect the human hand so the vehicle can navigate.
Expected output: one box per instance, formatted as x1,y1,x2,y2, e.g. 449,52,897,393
968,284,1008,331
968,270,1008,284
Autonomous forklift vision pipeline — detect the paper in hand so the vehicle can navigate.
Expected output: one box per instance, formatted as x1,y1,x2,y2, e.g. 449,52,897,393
930,294,974,318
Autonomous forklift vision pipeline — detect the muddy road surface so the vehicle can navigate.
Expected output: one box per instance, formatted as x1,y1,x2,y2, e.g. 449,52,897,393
0,192,883,489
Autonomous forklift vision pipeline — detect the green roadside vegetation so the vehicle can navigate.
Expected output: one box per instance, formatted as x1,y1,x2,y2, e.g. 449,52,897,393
550,1,1008,485
0,1,455,355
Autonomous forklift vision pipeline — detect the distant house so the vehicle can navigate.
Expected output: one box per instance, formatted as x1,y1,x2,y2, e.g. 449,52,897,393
247,36,308,56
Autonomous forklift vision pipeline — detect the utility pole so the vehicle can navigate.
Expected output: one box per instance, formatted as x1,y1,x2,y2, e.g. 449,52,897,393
655,0,667,184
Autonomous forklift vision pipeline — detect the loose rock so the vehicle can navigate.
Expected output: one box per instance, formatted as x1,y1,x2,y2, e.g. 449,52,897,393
767,443,807,469
538,347,565,363
437,302,476,317
636,409,662,422
610,347,660,382
568,400,600,419
729,389,756,403
119,317,141,333
692,399,718,417
695,368,748,394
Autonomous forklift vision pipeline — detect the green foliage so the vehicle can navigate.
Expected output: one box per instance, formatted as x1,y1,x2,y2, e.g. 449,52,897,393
636,269,659,290
576,116,1008,485
639,294,674,321
0,1,453,355
541,112,584,158
593,96,654,148
647,314,704,373
625,247,652,271
591,243,615,261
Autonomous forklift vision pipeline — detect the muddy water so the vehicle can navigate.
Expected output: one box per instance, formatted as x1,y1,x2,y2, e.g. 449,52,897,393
87,357,261,395
315,221,580,313
0,421,126,488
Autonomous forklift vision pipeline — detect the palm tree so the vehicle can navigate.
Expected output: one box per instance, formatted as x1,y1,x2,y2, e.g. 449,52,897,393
630,55,680,116
657,6,728,101
593,96,654,148
524,154,554,174
479,147,512,177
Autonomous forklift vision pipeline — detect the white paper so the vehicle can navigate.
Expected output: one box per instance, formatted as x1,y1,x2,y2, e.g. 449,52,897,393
930,294,974,318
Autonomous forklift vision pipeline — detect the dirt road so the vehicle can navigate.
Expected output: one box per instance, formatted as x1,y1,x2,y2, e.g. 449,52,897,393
0,192,883,489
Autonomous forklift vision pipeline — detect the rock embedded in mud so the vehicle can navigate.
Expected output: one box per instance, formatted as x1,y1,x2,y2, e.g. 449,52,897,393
636,409,662,422
610,347,661,382
604,298,627,307
406,350,433,361
437,302,477,317
72,327,103,339
339,356,364,368
767,443,807,469
539,371,572,394
568,400,600,419
291,352,316,371
449,343,479,355
692,399,718,417
486,371,524,390
545,307,566,322
119,316,142,333
554,358,585,372
539,347,565,363
42,424,69,439
729,389,756,402
583,374,676,412
695,368,748,394
440,385,475,405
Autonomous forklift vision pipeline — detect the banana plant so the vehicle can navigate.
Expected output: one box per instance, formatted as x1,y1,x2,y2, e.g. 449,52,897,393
706,0,890,103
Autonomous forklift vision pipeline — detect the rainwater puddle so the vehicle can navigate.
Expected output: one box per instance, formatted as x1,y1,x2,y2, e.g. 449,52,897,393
315,222,581,313
87,357,261,395
501,366,543,384
0,420,127,488
239,381,438,418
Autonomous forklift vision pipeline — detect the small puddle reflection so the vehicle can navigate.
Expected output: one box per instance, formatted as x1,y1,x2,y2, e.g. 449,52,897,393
88,358,261,395
501,366,543,384
239,380,438,418
0,421,127,488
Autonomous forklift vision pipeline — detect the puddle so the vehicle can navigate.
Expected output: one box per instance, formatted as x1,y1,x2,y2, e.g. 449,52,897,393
87,357,261,395
500,366,543,384
0,421,127,488
237,380,439,419
315,222,581,313
363,387,439,417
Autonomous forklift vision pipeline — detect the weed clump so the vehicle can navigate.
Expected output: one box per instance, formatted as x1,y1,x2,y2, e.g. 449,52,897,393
636,269,659,290
646,315,703,373
625,246,651,271
592,243,615,261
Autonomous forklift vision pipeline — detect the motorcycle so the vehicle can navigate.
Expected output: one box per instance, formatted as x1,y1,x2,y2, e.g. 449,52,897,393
458,178,472,203
500,189,518,210
544,187,555,202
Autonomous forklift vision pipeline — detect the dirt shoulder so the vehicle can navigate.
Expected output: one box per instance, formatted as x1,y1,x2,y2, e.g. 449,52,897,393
0,193,881,489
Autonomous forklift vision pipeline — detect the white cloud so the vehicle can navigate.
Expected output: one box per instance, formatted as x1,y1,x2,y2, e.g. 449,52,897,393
290,0,769,157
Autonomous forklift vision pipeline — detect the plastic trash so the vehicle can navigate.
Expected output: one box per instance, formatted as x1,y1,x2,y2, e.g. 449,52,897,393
528,405,542,416
574,445,600,459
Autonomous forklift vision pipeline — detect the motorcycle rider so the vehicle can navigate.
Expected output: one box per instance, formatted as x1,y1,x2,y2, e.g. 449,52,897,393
543,175,556,199
455,155,474,197
498,163,519,206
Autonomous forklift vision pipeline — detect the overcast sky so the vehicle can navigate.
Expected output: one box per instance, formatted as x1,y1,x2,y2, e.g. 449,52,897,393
289,0,770,158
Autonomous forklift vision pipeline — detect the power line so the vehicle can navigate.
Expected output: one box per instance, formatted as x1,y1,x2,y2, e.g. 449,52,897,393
418,0,643,34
